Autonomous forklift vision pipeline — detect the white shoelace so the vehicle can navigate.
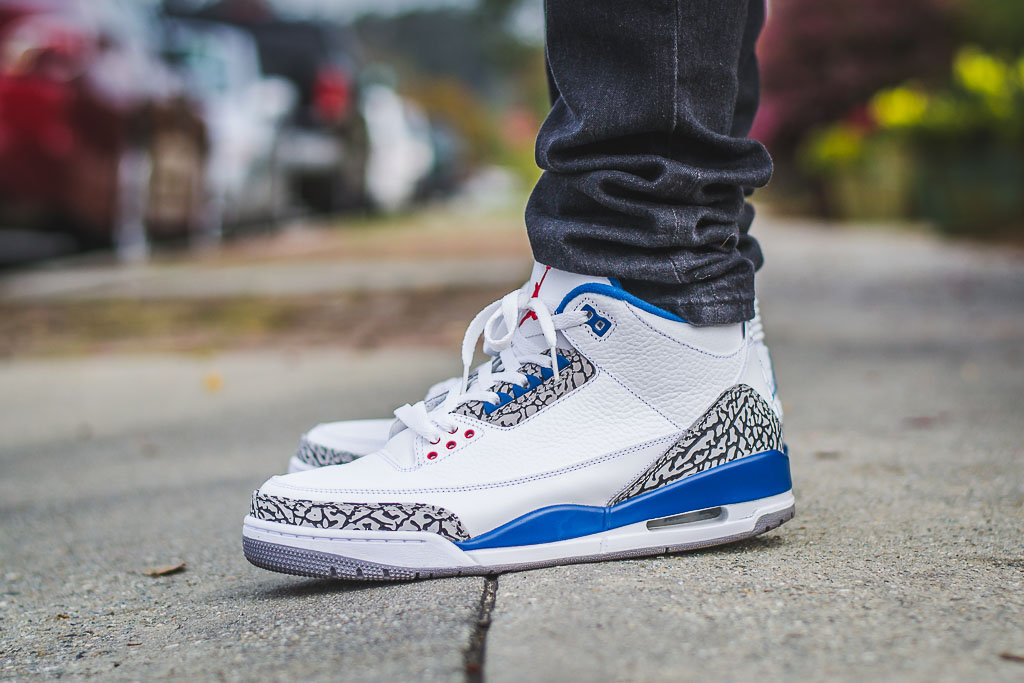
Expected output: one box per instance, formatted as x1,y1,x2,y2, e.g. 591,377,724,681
393,289,590,444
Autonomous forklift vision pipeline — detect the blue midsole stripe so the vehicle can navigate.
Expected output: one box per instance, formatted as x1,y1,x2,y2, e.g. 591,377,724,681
455,449,792,550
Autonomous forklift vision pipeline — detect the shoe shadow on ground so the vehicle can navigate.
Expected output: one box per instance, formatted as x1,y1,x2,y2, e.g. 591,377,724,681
234,577,402,600
688,533,789,557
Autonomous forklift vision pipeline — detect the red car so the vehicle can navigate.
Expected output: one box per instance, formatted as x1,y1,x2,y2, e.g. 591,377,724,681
0,0,208,255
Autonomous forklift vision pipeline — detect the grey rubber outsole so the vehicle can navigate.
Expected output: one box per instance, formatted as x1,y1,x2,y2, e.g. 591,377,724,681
242,505,796,582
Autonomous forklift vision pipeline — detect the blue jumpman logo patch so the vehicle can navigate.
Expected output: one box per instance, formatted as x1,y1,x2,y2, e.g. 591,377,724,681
580,304,612,337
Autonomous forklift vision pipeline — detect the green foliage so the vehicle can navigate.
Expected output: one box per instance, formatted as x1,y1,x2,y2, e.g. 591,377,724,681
799,124,867,175
353,3,547,182
798,40,1024,234
958,0,1024,53
871,47,1024,142
803,45,1024,176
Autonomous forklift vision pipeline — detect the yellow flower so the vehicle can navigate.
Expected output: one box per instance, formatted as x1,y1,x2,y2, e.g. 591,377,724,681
870,87,929,128
954,46,1011,99
806,124,865,168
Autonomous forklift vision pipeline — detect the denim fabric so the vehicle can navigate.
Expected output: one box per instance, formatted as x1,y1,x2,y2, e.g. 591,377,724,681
528,0,771,325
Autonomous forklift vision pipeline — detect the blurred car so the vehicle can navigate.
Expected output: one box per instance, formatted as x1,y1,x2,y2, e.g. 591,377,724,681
162,18,295,236
361,82,435,212
416,120,467,201
178,2,370,213
0,0,208,257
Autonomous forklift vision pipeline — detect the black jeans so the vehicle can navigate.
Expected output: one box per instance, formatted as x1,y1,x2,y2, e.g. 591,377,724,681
527,0,771,325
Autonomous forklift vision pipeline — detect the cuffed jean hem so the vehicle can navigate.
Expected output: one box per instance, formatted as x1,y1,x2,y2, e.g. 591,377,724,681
534,247,756,325
661,298,754,326
528,0,770,328
617,280,755,326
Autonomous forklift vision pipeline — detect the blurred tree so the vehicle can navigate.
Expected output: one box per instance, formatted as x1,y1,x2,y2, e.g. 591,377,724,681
166,0,277,23
354,1,548,181
958,0,1024,53
355,10,495,95
754,0,956,161
403,78,501,166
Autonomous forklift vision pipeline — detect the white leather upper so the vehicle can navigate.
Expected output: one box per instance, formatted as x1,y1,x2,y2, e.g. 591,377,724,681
304,418,395,456
563,294,747,430
262,264,783,538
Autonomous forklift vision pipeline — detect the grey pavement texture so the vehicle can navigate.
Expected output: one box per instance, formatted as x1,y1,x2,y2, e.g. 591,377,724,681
1,217,1023,681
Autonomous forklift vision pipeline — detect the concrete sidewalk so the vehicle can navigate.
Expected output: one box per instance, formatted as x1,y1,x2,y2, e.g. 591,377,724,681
1,219,1023,681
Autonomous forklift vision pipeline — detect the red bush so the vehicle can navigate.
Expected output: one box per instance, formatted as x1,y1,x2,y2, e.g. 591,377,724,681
754,0,956,158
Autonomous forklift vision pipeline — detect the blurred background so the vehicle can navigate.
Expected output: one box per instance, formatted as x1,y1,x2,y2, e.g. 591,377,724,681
0,0,541,266
2,4,1023,678
0,0,1022,262
0,0,1022,353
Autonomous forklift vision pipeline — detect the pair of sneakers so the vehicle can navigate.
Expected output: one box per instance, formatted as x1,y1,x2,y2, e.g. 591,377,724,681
243,264,794,580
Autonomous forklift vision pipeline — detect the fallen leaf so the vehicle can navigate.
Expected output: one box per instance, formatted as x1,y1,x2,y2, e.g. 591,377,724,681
902,413,948,429
202,371,223,393
999,652,1024,664
143,562,186,577
126,642,142,647
55,613,70,619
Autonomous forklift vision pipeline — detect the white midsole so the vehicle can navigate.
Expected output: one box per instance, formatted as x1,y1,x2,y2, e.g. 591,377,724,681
242,490,794,570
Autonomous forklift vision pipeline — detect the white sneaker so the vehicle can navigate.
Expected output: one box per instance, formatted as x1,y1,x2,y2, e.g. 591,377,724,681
244,264,792,580
290,419,394,472
290,379,454,472
290,318,527,473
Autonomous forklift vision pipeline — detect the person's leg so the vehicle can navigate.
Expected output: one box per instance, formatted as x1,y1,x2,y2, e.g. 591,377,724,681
245,1,792,579
281,2,772,473
527,0,771,325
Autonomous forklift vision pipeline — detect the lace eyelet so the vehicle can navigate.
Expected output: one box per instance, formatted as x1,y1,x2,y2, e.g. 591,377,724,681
446,440,457,450
430,437,440,445
464,429,475,438
427,451,438,460
448,427,457,434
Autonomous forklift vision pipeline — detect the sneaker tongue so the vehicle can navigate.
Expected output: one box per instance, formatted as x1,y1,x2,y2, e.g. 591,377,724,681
388,264,611,447
524,262,611,313
512,263,611,354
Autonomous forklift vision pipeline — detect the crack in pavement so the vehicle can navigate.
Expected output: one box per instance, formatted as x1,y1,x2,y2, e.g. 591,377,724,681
464,577,498,682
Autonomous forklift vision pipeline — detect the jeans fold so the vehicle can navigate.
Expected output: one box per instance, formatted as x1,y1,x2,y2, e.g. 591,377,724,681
528,0,771,325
